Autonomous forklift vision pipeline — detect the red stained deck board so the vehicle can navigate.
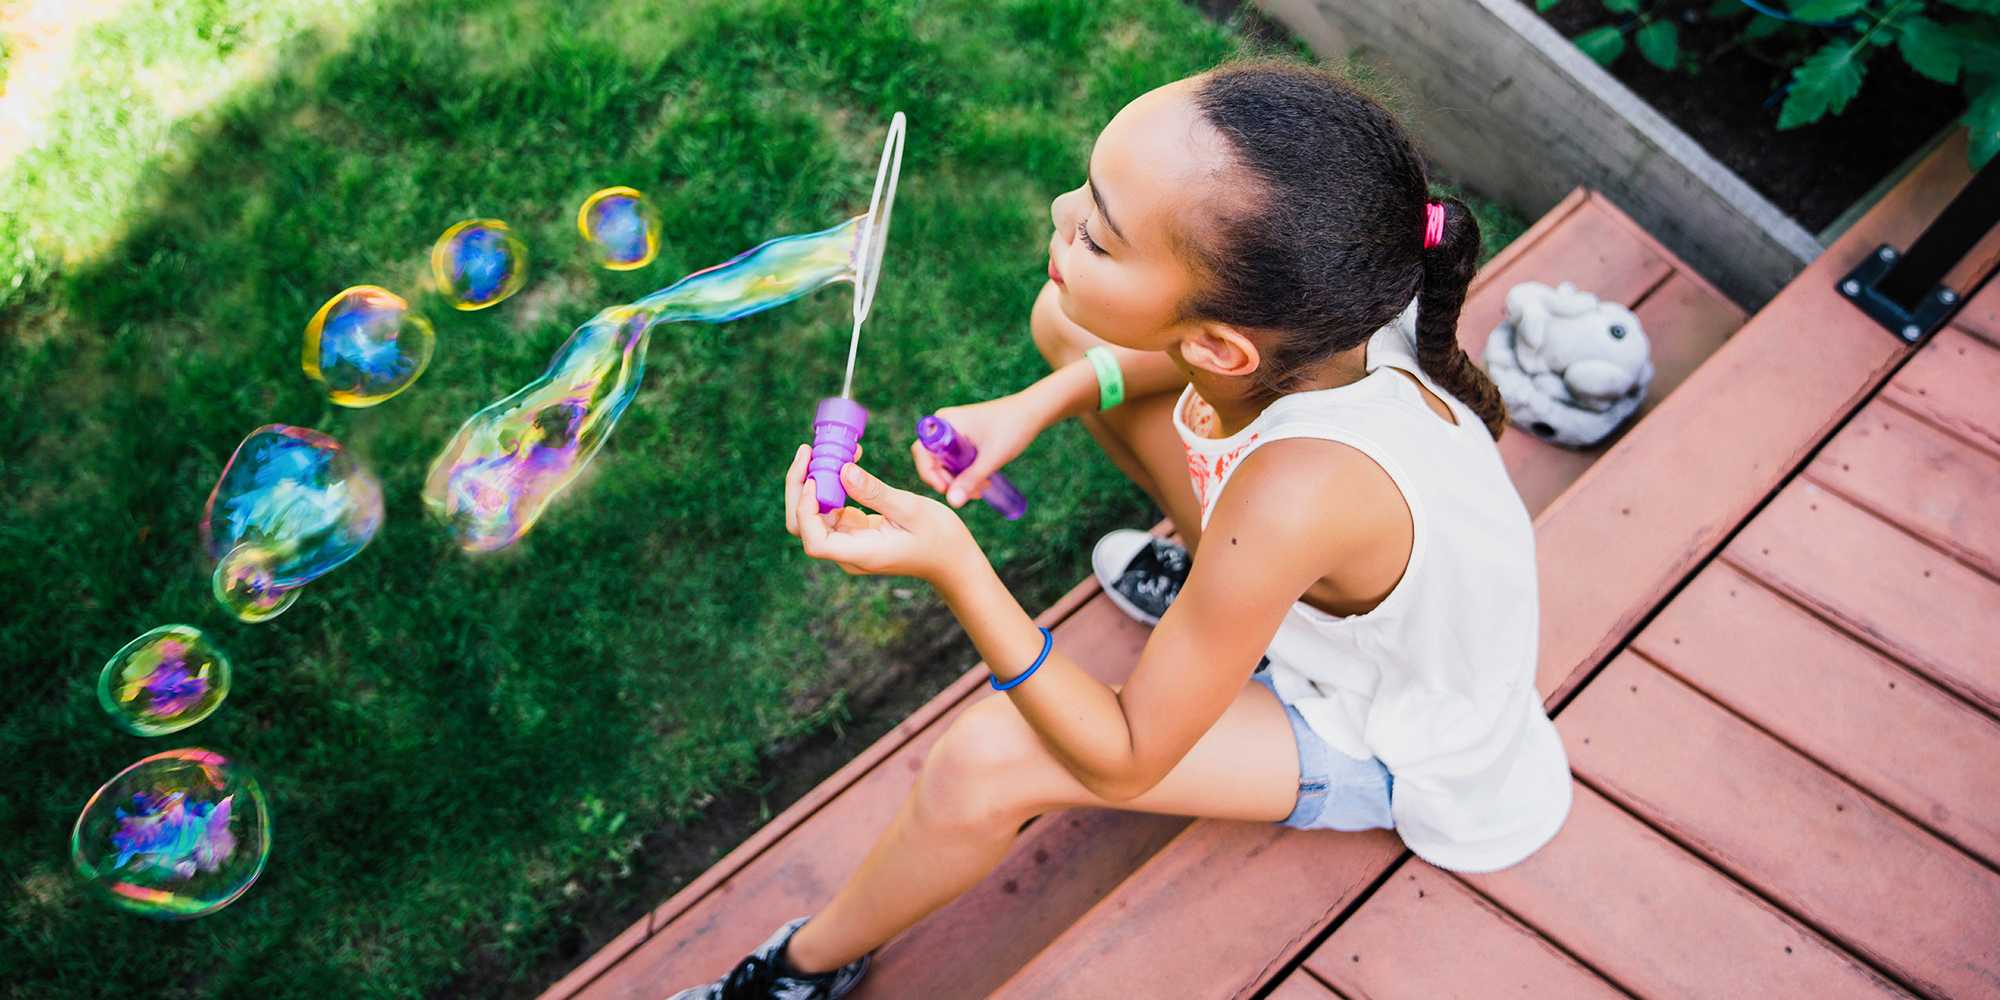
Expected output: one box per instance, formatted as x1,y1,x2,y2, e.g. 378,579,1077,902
989,825,1405,1000
1880,327,2000,461
1564,653,2000,999
1266,972,1346,1000
1811,397,2000,579
1632,562,2000,867
1463,784,1908,998
1307,860,1623,1000
1726,480,2000,716
853,809,1188,999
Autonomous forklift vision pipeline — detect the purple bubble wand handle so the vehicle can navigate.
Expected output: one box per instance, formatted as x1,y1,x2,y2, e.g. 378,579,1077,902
810,396,868,513
915,415,1027,520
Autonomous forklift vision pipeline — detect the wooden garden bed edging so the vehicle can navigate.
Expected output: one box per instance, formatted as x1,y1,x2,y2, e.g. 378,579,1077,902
1255,0,1823,308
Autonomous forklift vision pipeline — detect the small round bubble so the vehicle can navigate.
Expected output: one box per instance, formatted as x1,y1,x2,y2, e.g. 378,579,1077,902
431,219,527,310
302,285,436,406
98,626,231,736
578,187,661,270
212,543,298,623
72,748,271,919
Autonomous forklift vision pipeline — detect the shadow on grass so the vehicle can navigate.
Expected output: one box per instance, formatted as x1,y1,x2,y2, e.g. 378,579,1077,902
1,1,1216,996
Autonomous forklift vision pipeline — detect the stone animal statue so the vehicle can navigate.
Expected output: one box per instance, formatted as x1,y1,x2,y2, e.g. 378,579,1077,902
1483,281,1653,448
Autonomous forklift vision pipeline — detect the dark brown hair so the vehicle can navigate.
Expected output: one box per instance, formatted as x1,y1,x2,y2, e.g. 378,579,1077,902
1185,62,1506,438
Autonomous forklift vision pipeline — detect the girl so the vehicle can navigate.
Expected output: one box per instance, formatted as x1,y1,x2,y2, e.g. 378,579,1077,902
670,61,1571,1000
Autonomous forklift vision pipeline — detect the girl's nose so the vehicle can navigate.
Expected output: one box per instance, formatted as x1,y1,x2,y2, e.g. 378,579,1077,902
1050,187,1082,242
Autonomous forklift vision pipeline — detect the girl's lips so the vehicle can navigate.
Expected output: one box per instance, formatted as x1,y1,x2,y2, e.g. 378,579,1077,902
1047,257,1065,287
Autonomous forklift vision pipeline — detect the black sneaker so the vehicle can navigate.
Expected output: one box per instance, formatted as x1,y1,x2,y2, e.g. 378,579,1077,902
1093,529,1190,626
665,917,869,1000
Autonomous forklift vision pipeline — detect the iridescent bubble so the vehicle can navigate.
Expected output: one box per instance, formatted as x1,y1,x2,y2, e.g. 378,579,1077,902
578,186,661,270
71,748,271,919
427,217,864,552
431,219,528,310
201,425,383,622
98,625,231,736
302,285,436,406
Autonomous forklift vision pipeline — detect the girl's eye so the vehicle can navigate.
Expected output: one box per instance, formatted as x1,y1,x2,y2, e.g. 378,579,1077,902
1076,218,1107,256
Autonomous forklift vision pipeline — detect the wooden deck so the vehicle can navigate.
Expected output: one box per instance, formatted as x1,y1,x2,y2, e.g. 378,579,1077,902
546,133,2000,1000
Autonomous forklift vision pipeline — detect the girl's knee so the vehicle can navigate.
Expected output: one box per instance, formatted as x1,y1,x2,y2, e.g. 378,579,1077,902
914,698,1045,831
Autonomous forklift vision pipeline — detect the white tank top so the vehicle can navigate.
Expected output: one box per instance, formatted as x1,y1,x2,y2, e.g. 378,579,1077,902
1174,318,1572,873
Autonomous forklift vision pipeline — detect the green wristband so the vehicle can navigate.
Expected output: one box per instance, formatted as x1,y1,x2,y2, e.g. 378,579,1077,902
1085,346,1124,411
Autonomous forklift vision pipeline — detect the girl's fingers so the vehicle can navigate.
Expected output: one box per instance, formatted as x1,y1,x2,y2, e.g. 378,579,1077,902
911,440,949,494
783,444,809,537
795,482,828,552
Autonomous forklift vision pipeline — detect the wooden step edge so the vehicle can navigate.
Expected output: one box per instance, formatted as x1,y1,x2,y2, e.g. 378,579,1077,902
1468,186,1592,289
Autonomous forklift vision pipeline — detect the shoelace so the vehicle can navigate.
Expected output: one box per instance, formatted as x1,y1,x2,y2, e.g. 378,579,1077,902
717,954,779,1000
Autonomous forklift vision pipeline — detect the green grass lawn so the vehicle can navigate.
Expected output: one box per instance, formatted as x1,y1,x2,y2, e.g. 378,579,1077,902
0,2,1522,996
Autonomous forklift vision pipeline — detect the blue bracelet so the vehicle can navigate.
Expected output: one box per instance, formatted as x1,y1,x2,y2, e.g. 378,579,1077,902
991,627,1054,691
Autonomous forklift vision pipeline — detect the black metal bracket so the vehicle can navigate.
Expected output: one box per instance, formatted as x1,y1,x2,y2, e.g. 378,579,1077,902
1838,245,1961,344
1836,158,1999,344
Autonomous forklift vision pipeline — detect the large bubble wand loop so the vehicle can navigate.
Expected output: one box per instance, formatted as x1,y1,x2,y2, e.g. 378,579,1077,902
808,111,905,513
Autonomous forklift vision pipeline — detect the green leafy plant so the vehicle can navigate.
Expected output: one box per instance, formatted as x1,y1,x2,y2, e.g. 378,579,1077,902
1543,0,2000,168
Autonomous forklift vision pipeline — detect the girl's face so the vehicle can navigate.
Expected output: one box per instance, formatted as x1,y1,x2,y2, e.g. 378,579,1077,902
1046,78,1233,353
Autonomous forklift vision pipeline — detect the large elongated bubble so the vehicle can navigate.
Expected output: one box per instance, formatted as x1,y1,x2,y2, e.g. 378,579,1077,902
201,425,383,621
71,748,271,919
98,625,231,736
425,216,864,552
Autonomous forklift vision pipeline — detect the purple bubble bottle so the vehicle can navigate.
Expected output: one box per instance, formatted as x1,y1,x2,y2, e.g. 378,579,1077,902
810,397,868,513
915,415,1027,520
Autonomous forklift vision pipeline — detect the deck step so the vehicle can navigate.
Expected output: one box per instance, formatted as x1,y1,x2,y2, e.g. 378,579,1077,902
1308,859,1625,999
1567,653,2000,999
1464,785,1909,999
1633,563,2000,868
1727,481,2000,717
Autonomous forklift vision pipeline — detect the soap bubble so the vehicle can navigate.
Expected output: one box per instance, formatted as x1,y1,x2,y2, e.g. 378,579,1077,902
431,219,528,310
578,187,661,270
98,626,231,736
302,285,436,406
428,218,867,552
201,425,383,622
425,305,656,552
71,748,270,919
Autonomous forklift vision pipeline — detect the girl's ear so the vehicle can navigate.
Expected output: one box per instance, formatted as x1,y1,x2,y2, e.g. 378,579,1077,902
1179,322,1262,379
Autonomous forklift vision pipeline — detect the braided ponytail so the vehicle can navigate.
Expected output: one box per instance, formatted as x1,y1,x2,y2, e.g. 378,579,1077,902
1187,63,1507,439
1415,197,1506,439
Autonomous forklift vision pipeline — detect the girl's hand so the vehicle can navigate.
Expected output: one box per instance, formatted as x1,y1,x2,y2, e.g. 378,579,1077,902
909,393,1048,508
785,445,983,584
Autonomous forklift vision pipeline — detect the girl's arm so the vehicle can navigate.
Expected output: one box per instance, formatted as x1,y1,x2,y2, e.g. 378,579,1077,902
931,440,1400,801
785,438,1402,802
914,284,1181,505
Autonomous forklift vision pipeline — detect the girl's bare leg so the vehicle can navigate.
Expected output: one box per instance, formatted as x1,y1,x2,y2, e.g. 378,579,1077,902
1028,283,1207,553
783,678,1297,972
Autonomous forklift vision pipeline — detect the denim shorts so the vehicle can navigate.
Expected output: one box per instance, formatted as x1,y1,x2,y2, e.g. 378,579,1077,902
1251,666,1395,832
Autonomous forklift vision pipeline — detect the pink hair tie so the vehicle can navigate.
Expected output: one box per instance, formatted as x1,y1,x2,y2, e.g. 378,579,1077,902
1422,202,1446,250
